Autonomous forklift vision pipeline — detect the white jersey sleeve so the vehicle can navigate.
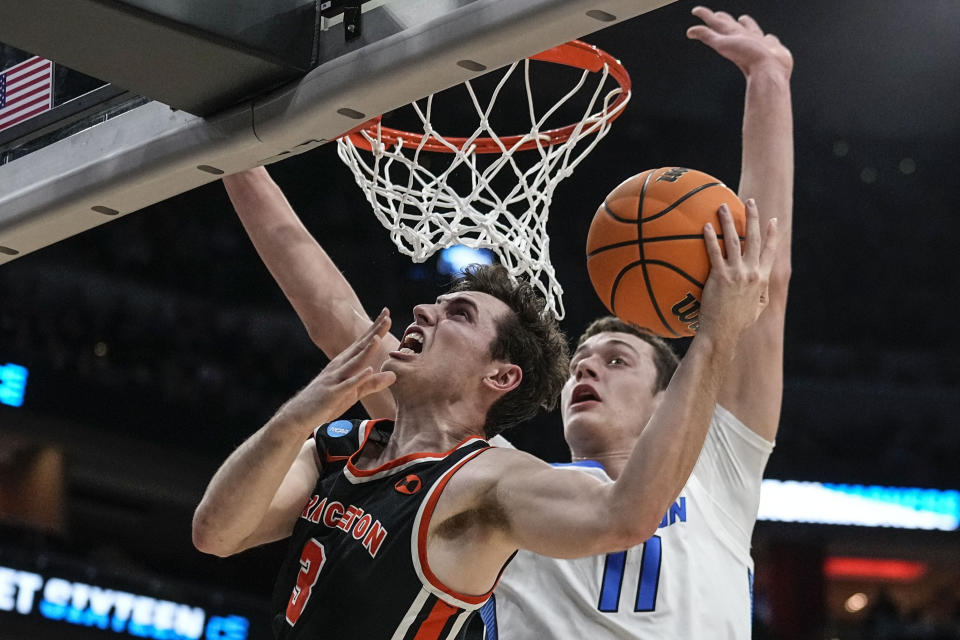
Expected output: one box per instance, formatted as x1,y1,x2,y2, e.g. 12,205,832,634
687,403,775,560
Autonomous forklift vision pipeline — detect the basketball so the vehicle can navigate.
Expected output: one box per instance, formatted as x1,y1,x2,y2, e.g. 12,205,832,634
586,167,746,338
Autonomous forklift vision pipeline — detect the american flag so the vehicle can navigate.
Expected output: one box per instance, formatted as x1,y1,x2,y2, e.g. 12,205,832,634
0,56,54,133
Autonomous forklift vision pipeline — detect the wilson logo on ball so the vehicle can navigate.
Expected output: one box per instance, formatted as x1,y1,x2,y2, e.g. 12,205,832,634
656,167,689,183
671,293,701,333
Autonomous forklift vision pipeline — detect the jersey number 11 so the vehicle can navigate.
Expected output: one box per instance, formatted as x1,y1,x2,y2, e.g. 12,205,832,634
597,535,662,613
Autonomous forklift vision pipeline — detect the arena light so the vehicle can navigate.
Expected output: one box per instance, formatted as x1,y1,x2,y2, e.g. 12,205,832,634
844,592,869,613
0,362,28,407
758,480,960,531
437,245,495,275
825,557,927,582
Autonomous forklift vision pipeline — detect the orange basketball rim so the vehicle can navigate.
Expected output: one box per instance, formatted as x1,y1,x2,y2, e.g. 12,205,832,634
344,40,631,154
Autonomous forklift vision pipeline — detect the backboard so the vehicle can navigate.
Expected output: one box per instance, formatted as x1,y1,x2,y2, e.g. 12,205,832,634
0,0,675,264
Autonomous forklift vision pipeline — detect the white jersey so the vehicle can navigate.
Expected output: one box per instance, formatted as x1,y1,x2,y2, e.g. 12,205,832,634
484,405,774,640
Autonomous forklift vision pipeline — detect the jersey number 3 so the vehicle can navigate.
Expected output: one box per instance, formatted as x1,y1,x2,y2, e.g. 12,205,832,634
598,535,662,613
286,538,327,626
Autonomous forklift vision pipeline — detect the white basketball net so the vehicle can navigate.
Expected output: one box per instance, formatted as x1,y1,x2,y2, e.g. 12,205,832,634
336,48,630,319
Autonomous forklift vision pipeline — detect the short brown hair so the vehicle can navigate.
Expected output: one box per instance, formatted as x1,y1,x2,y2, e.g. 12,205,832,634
577,316,679,392
449,265,569,438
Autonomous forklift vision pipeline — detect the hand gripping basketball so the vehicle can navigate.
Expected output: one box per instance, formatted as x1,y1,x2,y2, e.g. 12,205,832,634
697,199,779,345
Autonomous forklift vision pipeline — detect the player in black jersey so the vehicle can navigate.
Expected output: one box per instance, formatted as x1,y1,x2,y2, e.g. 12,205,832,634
196,102,781,640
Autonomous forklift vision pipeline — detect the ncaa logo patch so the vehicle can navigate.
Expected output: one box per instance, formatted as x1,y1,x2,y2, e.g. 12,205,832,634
326,420,353,438
394,474,422,495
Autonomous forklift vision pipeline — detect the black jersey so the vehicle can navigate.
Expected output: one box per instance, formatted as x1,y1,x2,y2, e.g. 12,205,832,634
272,418,502,640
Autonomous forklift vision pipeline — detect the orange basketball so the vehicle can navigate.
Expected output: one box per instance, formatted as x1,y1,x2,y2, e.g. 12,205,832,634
586,167,746,338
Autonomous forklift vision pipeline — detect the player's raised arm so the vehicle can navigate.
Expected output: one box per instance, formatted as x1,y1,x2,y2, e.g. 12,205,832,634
687,7,794,441
471,202,779,560
222,167,400,420
192,311,396,557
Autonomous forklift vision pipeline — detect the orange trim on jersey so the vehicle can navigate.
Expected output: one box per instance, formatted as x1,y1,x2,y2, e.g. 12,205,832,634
416,447,502,606
332,418,384,468
412,598,460,640
346,424,486,479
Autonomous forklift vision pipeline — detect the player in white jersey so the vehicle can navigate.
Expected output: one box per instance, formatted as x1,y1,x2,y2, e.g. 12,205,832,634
486,393,772,638
483,8,793,638
216,5,793,638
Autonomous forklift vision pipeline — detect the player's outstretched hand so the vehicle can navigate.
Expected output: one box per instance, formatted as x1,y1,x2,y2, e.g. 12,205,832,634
697,200,778,346
686,6,792,79
279,308,397,430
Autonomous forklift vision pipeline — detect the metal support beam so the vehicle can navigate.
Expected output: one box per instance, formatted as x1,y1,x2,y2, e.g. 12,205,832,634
0,0,318,115
0,0,676,264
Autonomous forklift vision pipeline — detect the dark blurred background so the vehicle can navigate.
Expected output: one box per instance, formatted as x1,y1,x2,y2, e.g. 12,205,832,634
1,1,959,638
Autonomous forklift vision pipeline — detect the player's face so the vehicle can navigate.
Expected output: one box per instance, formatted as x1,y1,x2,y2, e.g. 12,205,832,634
561,331,663,449
384,291,512,399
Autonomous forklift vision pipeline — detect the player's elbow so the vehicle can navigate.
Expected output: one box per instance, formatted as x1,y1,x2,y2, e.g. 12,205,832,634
300,310,336,352
587,488,663,552
192,510,241,558
305,326,332,354
625,515,661,548
601,509,661,552
303,316,358,359
192,529,238,558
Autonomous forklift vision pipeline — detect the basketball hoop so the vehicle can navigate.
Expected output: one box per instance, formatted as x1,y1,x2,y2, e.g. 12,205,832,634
336,40,631,319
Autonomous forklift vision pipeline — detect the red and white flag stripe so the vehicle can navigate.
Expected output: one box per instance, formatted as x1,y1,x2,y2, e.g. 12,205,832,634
0,56,54,133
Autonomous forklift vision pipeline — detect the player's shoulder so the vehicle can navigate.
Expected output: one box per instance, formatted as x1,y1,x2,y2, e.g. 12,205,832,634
313,418,381,462
469,448,613,473
423,444,538,526
711,404,775,450
468,445,546,477
444,446,547,497
460,448,610,495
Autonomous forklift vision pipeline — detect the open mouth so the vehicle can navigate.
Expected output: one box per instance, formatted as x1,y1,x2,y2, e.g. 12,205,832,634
570,384,600,406
398,330,424,356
